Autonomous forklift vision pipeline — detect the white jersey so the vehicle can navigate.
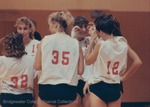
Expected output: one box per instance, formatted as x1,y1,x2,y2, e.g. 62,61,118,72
38,32,79,86
25,39,40,76
89,37,128,84
25,39,40,57
0,55,36,94
78,37,93,81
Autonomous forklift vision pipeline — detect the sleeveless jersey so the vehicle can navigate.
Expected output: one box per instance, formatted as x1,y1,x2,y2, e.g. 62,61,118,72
89,36,128,84
25,39,40,76
38,32,79,86
0,55,36,94
78,37,93,81
25,39,40,57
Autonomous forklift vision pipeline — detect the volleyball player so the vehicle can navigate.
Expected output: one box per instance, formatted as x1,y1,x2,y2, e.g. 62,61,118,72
0,33,37,107
83,13,142,107
34,11,84,107
71,16,94,107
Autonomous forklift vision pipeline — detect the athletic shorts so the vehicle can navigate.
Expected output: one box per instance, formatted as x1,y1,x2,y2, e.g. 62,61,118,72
77,80,85,98
77,80,89,98
120,81,123,94
39,84,77,105
0,93,34,107
90,81,121,103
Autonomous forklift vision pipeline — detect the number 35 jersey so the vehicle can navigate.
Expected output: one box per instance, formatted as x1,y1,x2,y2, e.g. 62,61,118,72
0,55,36,94
38,32,79,86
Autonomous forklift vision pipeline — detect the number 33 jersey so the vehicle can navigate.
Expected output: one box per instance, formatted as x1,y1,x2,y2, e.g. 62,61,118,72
0,55,36,94
38,32,80,86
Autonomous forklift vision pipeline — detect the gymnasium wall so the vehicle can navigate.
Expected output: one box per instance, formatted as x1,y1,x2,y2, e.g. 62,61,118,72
0,0,150,103
0,0,149,12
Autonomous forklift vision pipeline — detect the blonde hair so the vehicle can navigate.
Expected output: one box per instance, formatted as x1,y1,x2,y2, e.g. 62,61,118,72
60,10,74,26
15,16,36,39
60,10,74,35
48,10,74,35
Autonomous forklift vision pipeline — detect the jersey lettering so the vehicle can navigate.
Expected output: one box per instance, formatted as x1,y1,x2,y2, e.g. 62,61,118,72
32,44,35,53
107,61,119,75
21,74,28,88
62,51,70,65
32,44,39,54
52,50,70,65
52,50,59,64
11,74,28,88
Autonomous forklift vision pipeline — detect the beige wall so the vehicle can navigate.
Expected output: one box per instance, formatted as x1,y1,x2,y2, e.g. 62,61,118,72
0,0,150,12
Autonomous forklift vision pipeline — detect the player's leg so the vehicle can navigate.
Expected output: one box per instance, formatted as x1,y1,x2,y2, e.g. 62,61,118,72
82,93,90,107
59,94,80,107
37,96,55,107
57,84,80,107
107,94,122,107
89,92,107,107
77,94,82,107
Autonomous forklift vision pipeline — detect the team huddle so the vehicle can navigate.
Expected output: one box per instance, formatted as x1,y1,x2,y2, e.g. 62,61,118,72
0,10,142,107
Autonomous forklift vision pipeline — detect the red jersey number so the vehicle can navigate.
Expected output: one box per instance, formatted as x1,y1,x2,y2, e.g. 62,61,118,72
21,74,28,88
11,74,28,88
107,61,119,75
52,50,70,65
32,44,39,54
52,50,59,64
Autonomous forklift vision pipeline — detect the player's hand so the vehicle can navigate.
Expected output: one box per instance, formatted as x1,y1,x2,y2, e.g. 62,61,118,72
88,22,97,40
120,75,127,82
83,81,90,96
72,26,81,32
72,26,86,38
71,26,80,38
88,22,95,28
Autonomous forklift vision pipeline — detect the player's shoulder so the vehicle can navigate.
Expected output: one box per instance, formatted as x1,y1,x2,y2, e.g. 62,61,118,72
43,34,56,41
115,36,128,43
68,36,80,48
0,56,5,65
0,55,5,60
32,39,40,43
22,54,34,62
68,35,79,42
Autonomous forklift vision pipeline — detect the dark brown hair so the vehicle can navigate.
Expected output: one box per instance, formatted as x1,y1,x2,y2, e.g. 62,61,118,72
2,33,27,58
94,13,122,36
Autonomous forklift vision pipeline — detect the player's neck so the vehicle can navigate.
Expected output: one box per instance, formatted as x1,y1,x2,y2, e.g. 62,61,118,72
24,37,32,45
77,37,84,41
102,34,114,41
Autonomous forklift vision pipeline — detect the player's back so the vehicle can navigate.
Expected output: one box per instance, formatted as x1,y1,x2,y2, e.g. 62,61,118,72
92,37,128,84
0,55,36,94
39,32,79,86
